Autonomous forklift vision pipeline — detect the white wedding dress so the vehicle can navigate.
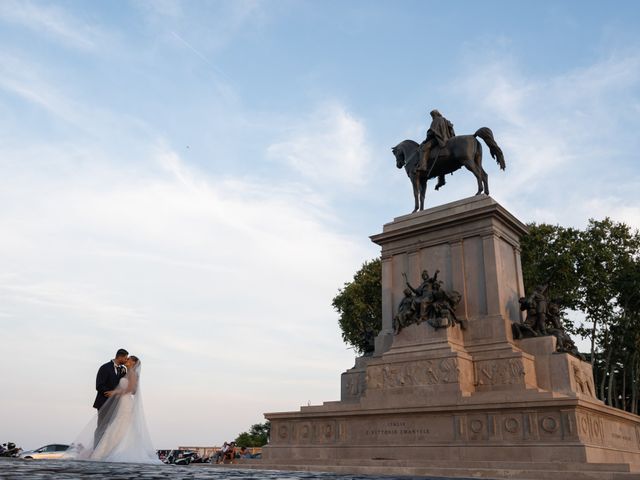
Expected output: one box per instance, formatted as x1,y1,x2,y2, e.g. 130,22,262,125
65,364,161,464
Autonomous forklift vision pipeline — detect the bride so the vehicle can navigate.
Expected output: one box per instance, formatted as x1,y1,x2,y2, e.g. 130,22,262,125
65,355,161,464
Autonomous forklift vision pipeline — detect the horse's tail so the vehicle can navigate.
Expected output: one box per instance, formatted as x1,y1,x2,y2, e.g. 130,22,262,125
474,127,505,170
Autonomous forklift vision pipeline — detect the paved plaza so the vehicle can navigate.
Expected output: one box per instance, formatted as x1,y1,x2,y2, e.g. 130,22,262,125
0,459,481,480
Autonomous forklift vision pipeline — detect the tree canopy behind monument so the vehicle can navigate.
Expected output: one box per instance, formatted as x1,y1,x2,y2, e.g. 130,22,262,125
519,222,582,313
332,258,382,355
234,421,270,448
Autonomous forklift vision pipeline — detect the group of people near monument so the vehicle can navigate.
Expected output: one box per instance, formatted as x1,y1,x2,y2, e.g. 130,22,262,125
211,441,235,463
210,442,255,463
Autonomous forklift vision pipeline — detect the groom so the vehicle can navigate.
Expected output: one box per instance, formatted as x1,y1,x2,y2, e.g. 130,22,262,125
93,348,128,447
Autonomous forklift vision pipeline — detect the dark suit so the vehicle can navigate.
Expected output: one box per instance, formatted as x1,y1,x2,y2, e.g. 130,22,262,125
94,361,122,410
93,360,124,447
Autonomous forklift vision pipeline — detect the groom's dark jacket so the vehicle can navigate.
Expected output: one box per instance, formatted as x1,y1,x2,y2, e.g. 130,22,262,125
93,360,123,410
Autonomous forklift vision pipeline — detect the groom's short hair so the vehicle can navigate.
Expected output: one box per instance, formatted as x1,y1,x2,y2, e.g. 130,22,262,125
115,348,129,358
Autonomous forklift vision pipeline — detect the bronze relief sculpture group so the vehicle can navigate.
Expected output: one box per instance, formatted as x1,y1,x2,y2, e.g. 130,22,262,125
513,285,584,359
393,269,464,333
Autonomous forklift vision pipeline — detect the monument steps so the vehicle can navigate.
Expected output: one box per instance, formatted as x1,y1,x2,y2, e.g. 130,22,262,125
232,457,640,471
289,393,600,416
211,460,640,479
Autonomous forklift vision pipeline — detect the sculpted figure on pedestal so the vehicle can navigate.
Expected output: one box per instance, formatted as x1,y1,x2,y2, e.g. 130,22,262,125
530,284,549,334
392,108,506,212
512,286,584,359
393,270,462,333
426,280,464,330
393,288,418,334
418,109,456,191
514,285,549,337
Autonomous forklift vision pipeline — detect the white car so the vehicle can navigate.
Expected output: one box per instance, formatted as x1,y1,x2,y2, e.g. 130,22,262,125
19,444,69,460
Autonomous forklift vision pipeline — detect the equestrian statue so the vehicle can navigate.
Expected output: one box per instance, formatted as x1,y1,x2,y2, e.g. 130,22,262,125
392,109,506,212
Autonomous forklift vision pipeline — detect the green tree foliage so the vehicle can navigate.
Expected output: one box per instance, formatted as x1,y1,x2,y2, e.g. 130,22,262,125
576,220,640,407
614,257,640,413
522,219,640,412
332,258,382,354
520,223,581,314
575,220,640,358
234,421,270,448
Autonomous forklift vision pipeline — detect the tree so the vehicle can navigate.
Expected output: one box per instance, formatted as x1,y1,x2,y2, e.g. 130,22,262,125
574,220,640,407
332,258,382,354
520,223,581,313
520,220,640,410
234,421,270,448
575,219,640,362
614,257,640,413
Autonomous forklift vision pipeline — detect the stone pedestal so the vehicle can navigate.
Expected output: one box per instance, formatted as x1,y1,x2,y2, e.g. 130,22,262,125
263,197,640,479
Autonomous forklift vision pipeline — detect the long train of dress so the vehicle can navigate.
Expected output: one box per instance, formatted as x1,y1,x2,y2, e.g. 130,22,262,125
65,375,161,464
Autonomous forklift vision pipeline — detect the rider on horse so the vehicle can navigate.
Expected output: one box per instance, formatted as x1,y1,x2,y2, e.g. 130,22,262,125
418,109,456,190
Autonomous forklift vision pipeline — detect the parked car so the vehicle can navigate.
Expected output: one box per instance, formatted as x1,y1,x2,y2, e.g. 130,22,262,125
19,444,69,460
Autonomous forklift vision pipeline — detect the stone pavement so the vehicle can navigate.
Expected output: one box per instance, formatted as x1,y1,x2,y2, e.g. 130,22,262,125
0,458,482,480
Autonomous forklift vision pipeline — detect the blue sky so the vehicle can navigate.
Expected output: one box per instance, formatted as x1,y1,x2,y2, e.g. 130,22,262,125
1,1,639,449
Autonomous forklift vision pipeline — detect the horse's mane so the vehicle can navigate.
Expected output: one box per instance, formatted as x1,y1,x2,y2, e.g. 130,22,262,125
392,140,419,162
396,139,419,149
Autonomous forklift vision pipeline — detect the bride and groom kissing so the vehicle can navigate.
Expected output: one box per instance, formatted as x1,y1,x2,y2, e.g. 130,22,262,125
65,348,160,464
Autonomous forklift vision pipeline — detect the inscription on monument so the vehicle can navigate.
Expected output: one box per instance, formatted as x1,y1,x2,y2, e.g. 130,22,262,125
365,421,430,437
612,433,633,442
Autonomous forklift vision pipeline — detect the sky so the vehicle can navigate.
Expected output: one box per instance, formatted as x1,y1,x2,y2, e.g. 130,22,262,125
1,0,639,450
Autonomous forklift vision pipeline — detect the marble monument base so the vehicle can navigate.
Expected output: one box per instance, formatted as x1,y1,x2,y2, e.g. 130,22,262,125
262,197,640,479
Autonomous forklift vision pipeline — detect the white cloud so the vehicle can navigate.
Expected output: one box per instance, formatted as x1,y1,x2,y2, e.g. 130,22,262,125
0,142,366,448
135,0,266,54
0,0,108,50
267,102,372,187
449,51,640,230
0,34,371,446
0,52,153,145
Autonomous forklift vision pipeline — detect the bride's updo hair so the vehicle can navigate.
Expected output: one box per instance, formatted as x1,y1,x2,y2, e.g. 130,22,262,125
129,355,140,365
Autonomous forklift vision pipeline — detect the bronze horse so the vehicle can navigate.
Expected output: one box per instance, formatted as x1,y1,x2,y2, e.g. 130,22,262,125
392,127,505,212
